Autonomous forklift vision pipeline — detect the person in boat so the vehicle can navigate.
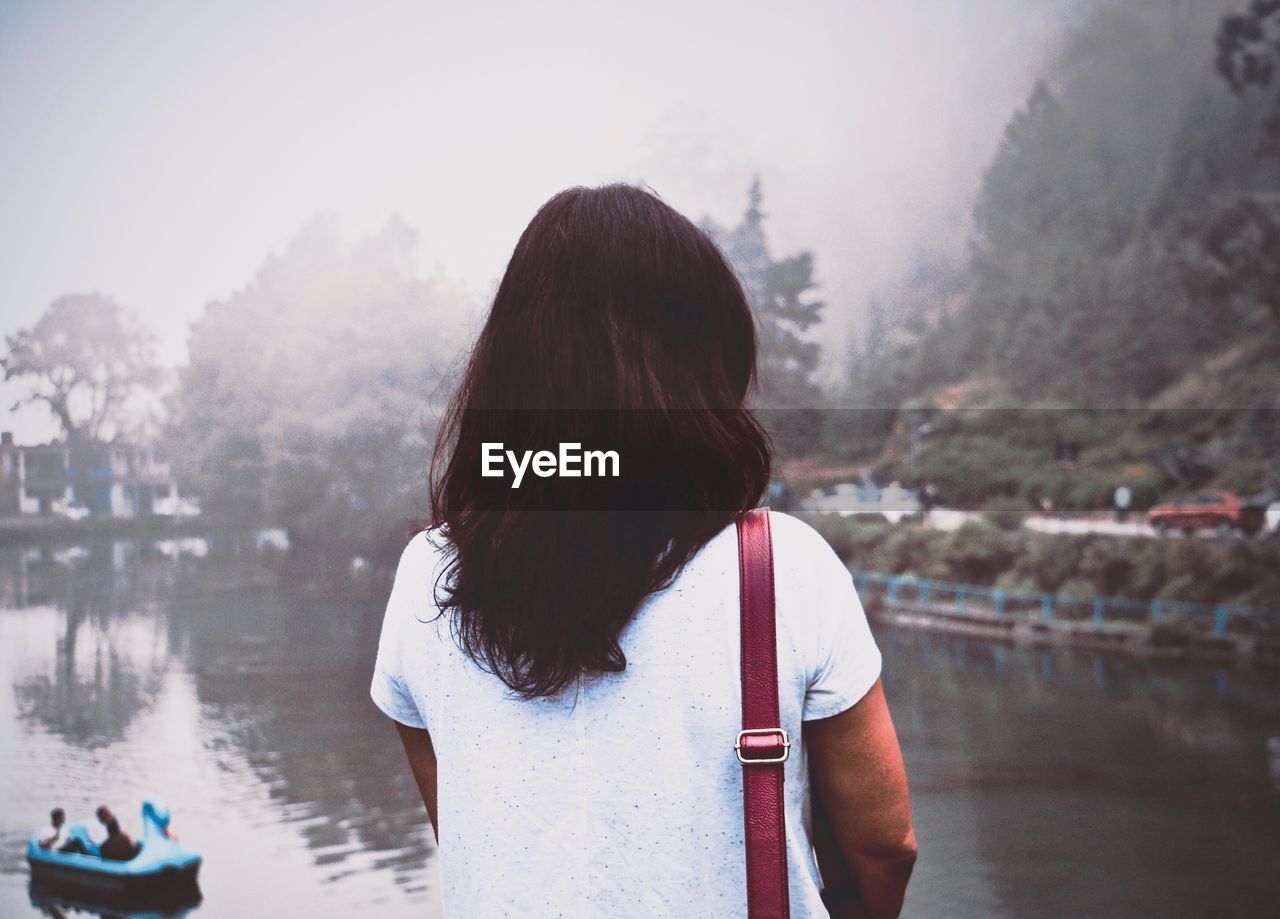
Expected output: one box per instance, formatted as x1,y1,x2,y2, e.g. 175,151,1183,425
96,802,179,845
90,805,113,847
98,816,140,861
36,807,89,855
37,808,67,852
37,808,68,850
94,806,142,862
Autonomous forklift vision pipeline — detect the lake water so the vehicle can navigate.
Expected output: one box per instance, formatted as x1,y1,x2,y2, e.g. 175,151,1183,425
1,539,1277,918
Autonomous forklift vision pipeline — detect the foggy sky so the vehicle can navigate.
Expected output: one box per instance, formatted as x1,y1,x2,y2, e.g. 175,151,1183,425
0,0,1086,441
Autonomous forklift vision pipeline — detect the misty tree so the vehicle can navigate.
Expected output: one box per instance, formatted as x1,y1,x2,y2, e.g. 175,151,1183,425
1204,4,1280,326
965,78,1123,401
1180,195,1280,325
1217,0,1280,155
170,215,473,560
864,298,888,361
702,179,825,454
2,293,160,444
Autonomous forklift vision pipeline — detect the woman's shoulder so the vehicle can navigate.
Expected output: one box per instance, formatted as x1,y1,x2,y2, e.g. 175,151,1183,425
395,526,450,570
766,509,825,542
384,527,453,623
766,511,845,569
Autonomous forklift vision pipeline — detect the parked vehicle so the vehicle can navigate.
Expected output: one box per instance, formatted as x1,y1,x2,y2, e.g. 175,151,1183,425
1148,491,1256,536
152,494,201,518
50,498,90,522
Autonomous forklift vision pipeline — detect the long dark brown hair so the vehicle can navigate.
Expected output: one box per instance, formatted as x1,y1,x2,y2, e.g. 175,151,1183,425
429,183,771,698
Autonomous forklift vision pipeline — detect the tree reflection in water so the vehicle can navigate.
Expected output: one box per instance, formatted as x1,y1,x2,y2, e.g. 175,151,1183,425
7,542,175,749
174,580,433,889
1,537,435,916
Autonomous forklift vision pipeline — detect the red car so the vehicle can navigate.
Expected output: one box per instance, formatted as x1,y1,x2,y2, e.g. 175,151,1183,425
1148,491,1249,535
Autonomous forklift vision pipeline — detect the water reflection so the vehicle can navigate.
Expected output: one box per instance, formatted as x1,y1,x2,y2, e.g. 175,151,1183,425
175,587,433,888
29,881,201,919
4,539,1278,918
5,543,180,748
884,627,1280,918
0,537,436,918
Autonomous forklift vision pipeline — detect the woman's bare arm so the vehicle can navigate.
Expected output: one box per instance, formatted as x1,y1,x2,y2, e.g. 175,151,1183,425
806,678,917,919
395,722,439,843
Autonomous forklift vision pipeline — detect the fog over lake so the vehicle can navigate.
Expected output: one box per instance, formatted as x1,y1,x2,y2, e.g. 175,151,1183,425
0,0,1088,440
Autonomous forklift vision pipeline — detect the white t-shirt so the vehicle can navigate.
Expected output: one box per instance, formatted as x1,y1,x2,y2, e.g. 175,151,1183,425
371,511,881,919
35,824,68,850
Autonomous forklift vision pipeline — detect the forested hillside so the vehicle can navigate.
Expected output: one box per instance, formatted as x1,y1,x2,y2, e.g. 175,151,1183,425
840,0,1280,508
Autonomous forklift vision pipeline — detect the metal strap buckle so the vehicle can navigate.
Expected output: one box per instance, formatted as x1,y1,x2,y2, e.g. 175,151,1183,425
735,727,790,765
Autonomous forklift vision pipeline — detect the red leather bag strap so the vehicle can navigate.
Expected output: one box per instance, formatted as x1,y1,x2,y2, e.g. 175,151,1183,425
736,508,791,919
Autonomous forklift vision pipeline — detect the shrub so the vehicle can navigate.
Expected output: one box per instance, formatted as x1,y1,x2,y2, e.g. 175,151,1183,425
877,526,945,576
942,520,1018,584
1057,577,1097,597
1078,539,1136,596
1124,542,1168,599
1008,534,1087,592
982,496,1029,531
803,514,889,565
994,570,1039,595
803,505,1280,612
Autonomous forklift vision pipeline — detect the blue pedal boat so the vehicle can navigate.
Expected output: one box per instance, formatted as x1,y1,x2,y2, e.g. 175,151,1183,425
27,799,201,900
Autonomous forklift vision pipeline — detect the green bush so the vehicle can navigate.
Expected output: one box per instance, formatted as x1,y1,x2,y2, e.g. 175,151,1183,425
912,435,1038,508
1211,543,1280,607
941,520,1018,584
1124,541,1169,599
804,510,1280,611
993,570,1039,595
1156,573,1204,604
877,526,945,577
804,514,889,565
1008,534,1087,592
1057,577,1097,597
982,496,1028,531
1078,539,1136,596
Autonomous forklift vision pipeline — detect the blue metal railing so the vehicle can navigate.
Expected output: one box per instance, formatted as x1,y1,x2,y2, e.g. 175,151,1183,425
850,570,1280,636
